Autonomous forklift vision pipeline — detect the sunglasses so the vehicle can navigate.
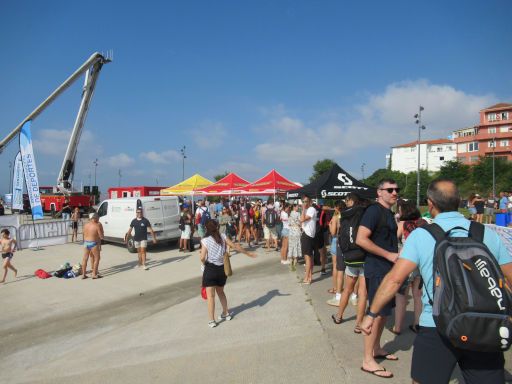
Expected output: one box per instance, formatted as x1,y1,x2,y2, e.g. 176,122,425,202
379,188,400,194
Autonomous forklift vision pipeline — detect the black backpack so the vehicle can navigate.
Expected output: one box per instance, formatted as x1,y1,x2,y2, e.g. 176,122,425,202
265,208,277,228
179,216,185,231
338,204,386,265
424,222,512,352
200,208,211,226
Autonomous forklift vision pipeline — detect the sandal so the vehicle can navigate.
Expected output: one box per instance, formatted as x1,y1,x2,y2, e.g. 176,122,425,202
331,314,343,324
354,325,362,334
409,324,420,334
327,288,336,294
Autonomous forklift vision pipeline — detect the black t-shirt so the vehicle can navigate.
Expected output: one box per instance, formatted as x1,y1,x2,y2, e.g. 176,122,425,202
130,217,152,241
359,204,398,278
62,204,71,214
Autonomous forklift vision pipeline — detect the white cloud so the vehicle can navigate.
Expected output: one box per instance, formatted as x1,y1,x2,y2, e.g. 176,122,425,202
192,121,227,149
254,80,497,164
140,150,180,164
105,153,135,168
33,129,95,156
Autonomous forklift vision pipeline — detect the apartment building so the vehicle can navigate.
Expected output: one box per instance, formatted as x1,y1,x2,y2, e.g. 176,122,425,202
390,139,456,173
453,103,512,165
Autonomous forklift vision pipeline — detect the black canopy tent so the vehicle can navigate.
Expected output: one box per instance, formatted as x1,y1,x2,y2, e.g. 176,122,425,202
286,164,377,200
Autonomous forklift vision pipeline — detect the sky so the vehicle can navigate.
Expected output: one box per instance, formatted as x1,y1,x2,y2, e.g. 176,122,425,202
1,0,511,197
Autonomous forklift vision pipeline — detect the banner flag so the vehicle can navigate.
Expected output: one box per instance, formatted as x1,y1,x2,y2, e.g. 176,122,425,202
12,151,24,210
19,121,43,220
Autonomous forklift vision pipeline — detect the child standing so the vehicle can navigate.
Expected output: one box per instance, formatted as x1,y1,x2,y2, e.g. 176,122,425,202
1,228,18,283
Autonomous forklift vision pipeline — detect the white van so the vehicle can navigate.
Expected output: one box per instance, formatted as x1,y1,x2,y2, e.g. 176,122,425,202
97,196,181,252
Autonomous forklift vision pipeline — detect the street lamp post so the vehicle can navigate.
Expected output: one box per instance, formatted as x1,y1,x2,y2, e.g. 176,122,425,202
180,145,186,181
361,162,366,183
414,106,426,207
118,169,122,187
8,161,12,193
93,158,99,186
492,137,496,199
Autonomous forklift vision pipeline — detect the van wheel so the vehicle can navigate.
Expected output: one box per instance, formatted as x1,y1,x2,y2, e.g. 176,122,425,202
126,238,137,253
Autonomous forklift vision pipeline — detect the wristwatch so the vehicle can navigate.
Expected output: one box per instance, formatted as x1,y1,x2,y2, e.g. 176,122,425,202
366,309,378,319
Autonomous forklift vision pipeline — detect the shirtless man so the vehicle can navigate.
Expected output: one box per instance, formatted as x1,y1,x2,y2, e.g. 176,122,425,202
0,229,17,283
82,213,104,279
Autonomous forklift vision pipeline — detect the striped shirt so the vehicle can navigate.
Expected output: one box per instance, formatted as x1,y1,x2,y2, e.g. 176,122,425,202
201,234,227,266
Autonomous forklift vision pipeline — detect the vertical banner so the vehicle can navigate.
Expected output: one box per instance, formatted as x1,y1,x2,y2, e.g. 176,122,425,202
12,151,24,210
19,121,44,220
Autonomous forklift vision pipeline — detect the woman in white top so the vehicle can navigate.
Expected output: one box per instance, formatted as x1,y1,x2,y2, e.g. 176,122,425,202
200,220,256,328
279,204,290,264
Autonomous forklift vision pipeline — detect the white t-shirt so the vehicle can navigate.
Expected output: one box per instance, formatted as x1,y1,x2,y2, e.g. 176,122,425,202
280,211,289,230
302,206,317,237
201,234,227,266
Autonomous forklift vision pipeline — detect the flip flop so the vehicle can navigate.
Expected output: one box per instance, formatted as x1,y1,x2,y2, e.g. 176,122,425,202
331,314,343,324
374,353,399,361
354,325,362,334
327,288,336,294
409,324,420,334
360,367,393,378
92,275,103,279
388,327,401,336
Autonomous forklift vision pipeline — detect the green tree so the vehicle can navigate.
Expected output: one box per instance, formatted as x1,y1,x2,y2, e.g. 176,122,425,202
213,171,229,181
364,169,406,190
310,159,336,182
472,156,512,195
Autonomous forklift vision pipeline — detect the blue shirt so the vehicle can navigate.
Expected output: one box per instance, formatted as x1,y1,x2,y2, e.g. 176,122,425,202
400,212,512,328
499,197,508,210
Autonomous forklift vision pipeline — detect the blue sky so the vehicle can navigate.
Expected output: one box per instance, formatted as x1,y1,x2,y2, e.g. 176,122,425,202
1,0,511,197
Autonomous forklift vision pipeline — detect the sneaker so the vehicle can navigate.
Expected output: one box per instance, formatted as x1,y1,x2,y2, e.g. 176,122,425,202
281,260,291,265
134,265,141,269
218,312,232,321
350,293,358,306
143,265,149,270
327,297,340,307
208,320,217,328
320,269,327,275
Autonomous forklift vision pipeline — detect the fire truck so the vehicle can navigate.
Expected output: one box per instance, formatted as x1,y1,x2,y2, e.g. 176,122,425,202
0,52,111,215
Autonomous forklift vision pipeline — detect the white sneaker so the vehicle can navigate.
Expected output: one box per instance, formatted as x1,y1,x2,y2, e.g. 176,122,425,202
143,265,149,270
218,312,232,321
208,320,217,328
350,293,358,306
327,297,340,307
281,260,291,265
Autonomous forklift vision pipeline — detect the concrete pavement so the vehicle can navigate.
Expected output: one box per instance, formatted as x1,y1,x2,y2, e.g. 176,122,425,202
0,239,510,383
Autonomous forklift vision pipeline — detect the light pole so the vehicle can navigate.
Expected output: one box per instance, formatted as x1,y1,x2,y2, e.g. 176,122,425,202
118,169,122,187
414,106,426,207
93,158,99,186
361,162,366,183
492,137,496,199
180,145,186,181
8,161,12,192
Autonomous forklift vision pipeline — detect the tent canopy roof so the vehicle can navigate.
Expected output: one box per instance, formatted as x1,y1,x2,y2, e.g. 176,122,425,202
196,173,250,195
286,164,376,200
233,169,299,195
160,174,213,196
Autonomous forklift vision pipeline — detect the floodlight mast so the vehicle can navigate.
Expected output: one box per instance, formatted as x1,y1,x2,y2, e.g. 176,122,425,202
0,52,111,194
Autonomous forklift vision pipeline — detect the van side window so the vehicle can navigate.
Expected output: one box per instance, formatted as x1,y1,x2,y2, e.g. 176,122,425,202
98,202,108,217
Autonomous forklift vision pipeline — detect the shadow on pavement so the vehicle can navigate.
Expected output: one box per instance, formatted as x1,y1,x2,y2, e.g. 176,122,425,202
99,254,192,277
230,289,291,316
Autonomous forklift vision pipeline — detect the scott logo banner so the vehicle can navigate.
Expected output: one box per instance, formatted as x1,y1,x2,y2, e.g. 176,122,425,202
12,151,24,210
19,121,43,220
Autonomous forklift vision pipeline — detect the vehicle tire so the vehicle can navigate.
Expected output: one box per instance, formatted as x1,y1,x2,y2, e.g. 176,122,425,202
126,238,137,253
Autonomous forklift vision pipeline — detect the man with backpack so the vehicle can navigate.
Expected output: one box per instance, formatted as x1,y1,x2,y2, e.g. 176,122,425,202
356,178,400,378
263,199,278,252
360,178,512,383
195,200,210,242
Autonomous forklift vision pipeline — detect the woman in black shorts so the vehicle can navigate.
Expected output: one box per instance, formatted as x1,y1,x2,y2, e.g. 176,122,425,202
200,220,256,328
71,207,80,242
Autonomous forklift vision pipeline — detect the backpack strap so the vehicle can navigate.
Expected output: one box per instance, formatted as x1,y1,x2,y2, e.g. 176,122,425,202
468,221,485,242
422,223,446,244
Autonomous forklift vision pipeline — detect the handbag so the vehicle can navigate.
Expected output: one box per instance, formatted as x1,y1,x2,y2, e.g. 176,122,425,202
223,250,232,277
201,286,207,300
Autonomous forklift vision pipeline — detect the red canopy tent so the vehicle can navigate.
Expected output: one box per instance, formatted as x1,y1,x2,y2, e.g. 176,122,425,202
195,172,250,196
232,169,299,196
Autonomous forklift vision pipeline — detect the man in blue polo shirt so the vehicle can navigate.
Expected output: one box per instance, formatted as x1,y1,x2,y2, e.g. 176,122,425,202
360,178,512,383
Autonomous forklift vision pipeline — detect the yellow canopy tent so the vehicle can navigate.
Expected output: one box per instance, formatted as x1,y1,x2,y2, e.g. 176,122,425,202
160,174,214,196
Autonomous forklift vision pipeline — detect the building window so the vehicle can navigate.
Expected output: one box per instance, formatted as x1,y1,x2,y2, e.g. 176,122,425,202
488,113,497,122
500,126,509,133
440,156,444,161
500,112,509,120
500,139,509,147
468,142,479,152
437,147,443,152
457,143,467,153
470,156,480,163
488,127,496,134
489,140,496,148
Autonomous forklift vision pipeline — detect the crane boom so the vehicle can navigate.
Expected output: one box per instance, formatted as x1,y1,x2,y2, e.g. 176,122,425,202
0,52,111,194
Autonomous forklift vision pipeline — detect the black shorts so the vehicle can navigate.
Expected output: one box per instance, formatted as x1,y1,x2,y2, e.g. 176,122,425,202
314,230,325,248
301,232,315,257
72,222,78,230
366,275,395,317
411,327,505,384
202,262,227,287
1,252,13,259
